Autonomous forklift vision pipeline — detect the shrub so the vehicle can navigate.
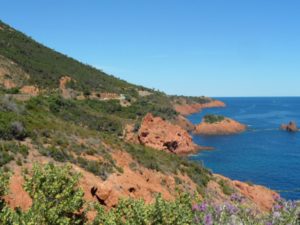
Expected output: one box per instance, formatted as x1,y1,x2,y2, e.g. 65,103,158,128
22,163,85,225
38,146,71,162
0,95,23,113
218,179,235,196
0,112,28,140
204,114,225,124
0,141,29,166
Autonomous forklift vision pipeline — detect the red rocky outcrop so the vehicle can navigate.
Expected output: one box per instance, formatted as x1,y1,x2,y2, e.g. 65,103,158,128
138,113,202,154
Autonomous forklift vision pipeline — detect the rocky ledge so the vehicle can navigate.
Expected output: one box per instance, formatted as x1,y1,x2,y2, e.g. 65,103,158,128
137,113,209,154
194,116,246,135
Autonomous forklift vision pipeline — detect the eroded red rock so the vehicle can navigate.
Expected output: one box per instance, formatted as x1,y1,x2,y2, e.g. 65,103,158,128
138,113,201,154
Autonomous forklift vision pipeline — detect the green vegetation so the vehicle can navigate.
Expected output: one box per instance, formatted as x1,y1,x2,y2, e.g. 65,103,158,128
0,164,299,225
0,141,29,166
170,95,212,105
0,169,10,211
204,114,225,124
218,179,235,196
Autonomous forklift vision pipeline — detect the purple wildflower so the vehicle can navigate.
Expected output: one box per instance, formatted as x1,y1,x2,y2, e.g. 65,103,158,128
199,202,208,212
230,193,243,203
204,213,213,225
266,222,273,225
274,204,282,211
290,201,297,209
215,205,222,216
226,203,238,215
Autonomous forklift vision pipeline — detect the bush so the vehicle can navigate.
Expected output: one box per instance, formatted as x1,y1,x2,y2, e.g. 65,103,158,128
204,114,225,124
39,146,72,162
218,179,235,196
0,112,28,140
0,141,29,166
22,163,85,224
0,95,23,113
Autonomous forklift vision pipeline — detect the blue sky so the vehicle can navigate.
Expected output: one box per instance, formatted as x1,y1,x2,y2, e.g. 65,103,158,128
1,0,300,97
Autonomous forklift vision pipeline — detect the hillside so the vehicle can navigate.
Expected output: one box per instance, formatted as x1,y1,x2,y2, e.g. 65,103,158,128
1,20,297,224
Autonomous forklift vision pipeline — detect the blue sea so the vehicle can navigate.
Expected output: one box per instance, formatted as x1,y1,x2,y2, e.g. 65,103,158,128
188,97,300,200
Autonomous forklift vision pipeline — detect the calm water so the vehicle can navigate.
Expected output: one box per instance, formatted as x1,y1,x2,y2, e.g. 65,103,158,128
188,97,300,200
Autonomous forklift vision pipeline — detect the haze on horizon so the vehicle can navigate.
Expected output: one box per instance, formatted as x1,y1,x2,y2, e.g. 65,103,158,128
1,0,300,97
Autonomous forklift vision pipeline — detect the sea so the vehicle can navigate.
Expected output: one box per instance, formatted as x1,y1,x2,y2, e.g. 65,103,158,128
188,97,300,200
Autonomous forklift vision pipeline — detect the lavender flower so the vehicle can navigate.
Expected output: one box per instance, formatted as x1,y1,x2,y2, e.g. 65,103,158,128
204,213,213,225
230,193,243,203
274,204,282,211
197,202,208,212
225,203,238,215
215,205,222,216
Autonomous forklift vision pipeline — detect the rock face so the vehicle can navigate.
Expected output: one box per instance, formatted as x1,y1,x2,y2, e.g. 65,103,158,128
280,121,298,132
175,115,195,132
20,85,40,96
138,113,200,154
174,100,226,116
212,175,279,212
195,117,246,135
232,180,279,212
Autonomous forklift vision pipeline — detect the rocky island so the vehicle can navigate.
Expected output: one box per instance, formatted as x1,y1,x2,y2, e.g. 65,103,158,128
194,114,247,135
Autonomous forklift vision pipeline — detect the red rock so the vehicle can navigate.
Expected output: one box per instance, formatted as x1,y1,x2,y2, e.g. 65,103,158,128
194,117,246,135
138,113,201,154
20,85,40,96
232,180,279,211
175,115,195,132
280,121,298,132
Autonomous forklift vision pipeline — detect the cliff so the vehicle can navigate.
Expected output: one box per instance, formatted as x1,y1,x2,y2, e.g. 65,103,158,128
195,116,246,135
